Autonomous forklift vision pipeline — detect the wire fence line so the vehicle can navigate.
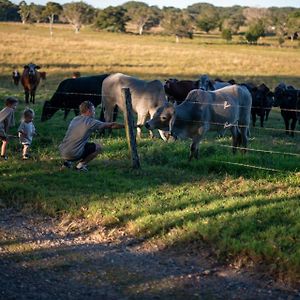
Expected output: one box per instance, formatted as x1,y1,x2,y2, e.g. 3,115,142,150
217,144,300,158
208,159,284,173
51,91,300,113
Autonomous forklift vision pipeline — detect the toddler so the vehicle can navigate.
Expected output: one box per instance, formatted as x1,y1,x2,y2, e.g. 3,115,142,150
18,108,36,160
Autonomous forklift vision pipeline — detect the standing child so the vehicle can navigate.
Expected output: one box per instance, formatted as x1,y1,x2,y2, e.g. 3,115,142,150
18,108,36,160
0,97,18,160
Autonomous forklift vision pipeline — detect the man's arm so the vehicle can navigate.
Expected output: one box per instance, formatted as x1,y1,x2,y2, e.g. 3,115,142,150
102,122,125,130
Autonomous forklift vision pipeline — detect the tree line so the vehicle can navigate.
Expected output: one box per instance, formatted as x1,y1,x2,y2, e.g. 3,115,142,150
0,0,299,43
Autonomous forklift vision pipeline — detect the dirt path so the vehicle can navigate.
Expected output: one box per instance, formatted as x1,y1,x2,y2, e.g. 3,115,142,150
0,208,299,300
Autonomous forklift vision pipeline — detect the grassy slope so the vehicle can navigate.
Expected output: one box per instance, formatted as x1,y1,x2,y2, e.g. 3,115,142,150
0,23,299,284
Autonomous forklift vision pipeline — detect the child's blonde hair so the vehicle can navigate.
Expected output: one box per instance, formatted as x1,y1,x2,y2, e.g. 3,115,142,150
22,108,35,121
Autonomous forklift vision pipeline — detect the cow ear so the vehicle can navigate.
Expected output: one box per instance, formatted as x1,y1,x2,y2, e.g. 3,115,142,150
36,65,41,69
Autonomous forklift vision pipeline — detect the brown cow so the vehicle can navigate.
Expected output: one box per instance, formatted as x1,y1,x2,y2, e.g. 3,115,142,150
21,63,41,104
72,71,81,78
39,71,47,80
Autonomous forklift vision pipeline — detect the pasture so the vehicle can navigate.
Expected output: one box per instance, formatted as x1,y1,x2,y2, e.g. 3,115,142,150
0,22,299,286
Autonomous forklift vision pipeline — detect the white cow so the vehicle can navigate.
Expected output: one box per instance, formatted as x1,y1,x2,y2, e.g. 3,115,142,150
102,73,168,139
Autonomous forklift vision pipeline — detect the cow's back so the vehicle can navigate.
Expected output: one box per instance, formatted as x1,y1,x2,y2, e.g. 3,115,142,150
102,73,166,113
50,74,109,108
211,85,252,126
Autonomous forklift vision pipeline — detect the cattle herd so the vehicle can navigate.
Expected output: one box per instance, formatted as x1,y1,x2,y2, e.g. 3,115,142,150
10,64,300,160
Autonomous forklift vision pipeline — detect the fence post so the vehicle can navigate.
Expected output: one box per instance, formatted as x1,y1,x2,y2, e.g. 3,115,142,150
122,88,141,169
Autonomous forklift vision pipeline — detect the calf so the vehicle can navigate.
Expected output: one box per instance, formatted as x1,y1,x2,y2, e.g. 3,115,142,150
21,63,41,104
12,70,21,86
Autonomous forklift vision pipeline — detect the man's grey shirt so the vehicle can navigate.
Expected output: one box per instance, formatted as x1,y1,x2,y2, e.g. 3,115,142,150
59,115,104,160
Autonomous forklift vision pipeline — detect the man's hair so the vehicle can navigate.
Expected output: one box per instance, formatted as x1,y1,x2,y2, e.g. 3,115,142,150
5,97,18,106
23,108,35,119
80,101,94,114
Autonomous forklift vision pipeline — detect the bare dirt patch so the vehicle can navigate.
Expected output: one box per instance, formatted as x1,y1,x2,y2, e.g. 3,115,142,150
0,208,299,300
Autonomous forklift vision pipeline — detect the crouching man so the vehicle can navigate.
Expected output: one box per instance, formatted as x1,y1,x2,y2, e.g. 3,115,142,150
59,101,124,171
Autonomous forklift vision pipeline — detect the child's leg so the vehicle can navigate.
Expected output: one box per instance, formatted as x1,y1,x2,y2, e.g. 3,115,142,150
22,144,29,158
1,140,8,157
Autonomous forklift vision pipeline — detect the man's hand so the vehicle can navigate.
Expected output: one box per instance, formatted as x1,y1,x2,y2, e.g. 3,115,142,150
109,122,125,129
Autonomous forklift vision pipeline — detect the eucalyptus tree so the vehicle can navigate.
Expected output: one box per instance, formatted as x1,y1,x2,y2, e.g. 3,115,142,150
123,1,160,35
94,6,129,32
161,7,193,42
29,3,44,23
42,2,62,36
62,1,95,33
18,1,30,24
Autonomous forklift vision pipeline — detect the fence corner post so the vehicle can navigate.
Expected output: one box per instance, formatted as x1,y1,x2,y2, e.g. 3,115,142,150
122,88,141,169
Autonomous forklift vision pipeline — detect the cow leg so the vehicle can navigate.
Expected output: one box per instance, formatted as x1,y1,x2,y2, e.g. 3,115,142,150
284,117,290,135
240,126,249,153
260,111,265,127
230,126,240,154
137,113,148,139
64,109,71,120
189,137,201,161
104,105,115,136
252,111,256,127
31,91,35,104
290,118,297,137
25,90,29,104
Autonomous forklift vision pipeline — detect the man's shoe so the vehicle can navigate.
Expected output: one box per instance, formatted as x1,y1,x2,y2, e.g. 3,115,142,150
1,155,8,160
75,164,88,172
61,160,72,169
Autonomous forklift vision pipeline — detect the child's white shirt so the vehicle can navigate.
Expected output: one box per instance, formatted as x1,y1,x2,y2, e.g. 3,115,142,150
18,121,36,145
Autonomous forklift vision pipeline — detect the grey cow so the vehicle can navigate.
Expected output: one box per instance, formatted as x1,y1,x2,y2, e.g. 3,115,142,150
145,85,252,160
102,73,168,139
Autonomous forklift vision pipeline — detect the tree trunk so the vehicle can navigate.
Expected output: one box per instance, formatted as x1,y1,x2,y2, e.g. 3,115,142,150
138,25,143,35
49,15,54,37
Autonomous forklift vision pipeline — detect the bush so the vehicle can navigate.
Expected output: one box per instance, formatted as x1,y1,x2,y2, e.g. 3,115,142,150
245,20,265,44
221,28,232,42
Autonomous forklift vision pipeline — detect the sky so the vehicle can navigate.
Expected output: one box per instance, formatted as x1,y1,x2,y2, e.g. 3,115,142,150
10,0,300,9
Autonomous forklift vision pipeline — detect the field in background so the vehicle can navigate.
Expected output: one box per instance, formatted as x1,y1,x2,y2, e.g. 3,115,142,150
0,23,299,285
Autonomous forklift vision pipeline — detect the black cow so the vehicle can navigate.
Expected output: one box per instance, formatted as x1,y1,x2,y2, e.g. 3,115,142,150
41,74,111,122
164,78,200,104
274,83,300,136
252,83,274,127
240,83,274,128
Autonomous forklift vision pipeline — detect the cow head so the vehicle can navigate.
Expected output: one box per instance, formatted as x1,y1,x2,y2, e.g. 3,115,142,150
41,100,58,122
145,103,175,132
198,74,214,91
273,83,286,107
24,63,40,77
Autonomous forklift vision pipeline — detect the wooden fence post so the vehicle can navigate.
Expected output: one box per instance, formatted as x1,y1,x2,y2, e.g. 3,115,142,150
122,88,141,169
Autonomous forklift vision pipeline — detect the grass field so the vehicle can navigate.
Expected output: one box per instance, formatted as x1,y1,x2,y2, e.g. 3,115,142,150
0,23,299,285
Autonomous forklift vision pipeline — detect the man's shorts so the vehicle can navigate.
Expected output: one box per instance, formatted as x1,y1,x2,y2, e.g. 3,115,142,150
79,142,96,160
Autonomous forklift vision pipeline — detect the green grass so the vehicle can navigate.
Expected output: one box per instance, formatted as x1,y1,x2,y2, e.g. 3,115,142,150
0,23,300,285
